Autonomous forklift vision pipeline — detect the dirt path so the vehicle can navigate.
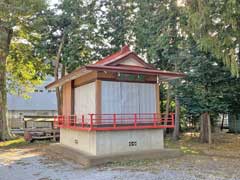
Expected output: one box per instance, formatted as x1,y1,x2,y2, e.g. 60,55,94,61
1,133,240,180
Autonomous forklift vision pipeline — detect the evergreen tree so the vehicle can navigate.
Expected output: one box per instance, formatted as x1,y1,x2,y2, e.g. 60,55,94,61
97,0,136,55
134,0,187,139
185,0,240,76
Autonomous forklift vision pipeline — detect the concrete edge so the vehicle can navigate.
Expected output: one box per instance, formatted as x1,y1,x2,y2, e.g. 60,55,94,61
46,143,183,168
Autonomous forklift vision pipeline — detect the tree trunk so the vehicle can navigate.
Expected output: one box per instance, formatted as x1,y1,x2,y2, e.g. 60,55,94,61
173,96,180,140
200,112,212,144
0,26,13,140
54,35,65,115
220,114,225,131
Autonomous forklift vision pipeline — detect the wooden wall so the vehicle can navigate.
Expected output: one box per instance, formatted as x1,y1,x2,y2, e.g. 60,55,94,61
62,81,73,115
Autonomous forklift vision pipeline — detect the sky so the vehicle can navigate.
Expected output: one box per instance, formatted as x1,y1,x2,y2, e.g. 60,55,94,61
49,0,59,7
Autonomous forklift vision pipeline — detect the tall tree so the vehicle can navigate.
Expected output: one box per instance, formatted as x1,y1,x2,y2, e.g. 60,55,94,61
134,0,186,139
97,0,136,54
0,0,47,140
178,39,240,143
186,0,240,76
39,0,105,114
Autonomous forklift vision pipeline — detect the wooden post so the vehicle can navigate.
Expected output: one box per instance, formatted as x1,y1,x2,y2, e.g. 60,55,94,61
90,114,93,129
95,80,102,124
153,113,157,127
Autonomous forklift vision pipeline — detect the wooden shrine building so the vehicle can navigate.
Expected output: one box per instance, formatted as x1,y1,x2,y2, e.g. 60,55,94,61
46,45,185,156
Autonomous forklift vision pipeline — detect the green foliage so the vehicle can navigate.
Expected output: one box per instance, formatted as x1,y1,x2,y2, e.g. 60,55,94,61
134,0,185,68
178,39,240,122
7,42,48,97
0,0,49,97
39,0,106,73
60,0,103,72
98,0,136,53
186,0,240,77
132,0,240,125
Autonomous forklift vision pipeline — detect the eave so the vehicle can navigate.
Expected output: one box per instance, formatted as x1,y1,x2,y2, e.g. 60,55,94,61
86,65,186,81
45,67,91,89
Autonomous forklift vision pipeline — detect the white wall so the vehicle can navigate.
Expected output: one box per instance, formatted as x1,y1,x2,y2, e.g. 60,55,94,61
96,129,164,155
60,128,96,155
60,128,164,156
74,82,96,117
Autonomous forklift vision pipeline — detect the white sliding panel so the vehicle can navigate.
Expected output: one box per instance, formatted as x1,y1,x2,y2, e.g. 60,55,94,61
74,82,96,117
101,81,121,114
120,82,139,114
101,81,157,124
101,81,121,124
139,83,156,113
138,83,156,123
120,82,140,124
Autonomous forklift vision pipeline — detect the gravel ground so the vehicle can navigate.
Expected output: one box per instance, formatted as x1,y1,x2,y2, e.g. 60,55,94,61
1,143,240,180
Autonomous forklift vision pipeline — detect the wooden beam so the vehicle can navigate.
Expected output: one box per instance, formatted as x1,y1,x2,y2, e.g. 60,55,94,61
97,71,157,83
74,71,97,87
71,80,75,115
155,84,160,118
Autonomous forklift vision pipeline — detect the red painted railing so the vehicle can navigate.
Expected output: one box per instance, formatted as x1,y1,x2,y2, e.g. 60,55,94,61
54,113,175,131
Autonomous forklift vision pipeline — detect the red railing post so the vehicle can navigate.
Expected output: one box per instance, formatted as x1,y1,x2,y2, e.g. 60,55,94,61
74,115,76,127
134,113,137,127
69,115,71,128
113,113,116,128
82,115,84,128
90,114,93,130
153,113,157,127
68,116,70,128
62,115,65,127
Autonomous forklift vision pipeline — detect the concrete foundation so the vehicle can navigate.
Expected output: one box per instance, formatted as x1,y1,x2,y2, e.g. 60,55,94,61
47,143,182,167
60,128,164,156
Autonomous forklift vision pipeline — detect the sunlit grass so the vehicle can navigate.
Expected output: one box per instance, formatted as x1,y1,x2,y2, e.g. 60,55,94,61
165,133,202,154
180,146,199,154
0,137,28,148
